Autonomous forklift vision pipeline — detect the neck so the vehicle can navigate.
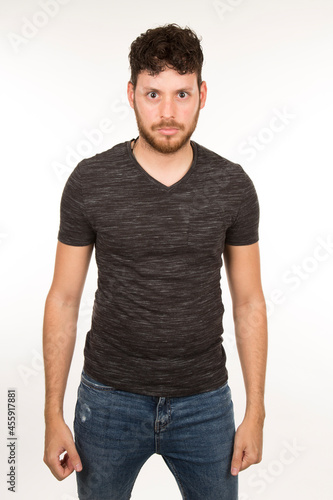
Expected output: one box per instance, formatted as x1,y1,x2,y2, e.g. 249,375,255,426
133,136,193,172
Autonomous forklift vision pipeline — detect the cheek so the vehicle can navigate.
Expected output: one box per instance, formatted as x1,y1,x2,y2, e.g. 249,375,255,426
138,103,158,121
183,105,198,121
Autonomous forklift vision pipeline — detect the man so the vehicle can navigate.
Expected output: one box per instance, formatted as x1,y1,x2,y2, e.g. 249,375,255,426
43,23,267,500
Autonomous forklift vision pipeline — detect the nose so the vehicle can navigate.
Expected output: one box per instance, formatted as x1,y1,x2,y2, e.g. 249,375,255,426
160,96,175,119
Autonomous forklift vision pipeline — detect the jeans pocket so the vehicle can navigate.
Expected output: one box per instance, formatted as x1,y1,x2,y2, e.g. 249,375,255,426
80,370,116,392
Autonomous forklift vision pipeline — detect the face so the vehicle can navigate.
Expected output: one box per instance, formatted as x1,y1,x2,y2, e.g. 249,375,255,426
127,68,207,154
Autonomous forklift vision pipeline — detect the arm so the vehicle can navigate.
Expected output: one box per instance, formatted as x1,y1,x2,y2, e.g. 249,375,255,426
223,241,268,476
43,241,94,480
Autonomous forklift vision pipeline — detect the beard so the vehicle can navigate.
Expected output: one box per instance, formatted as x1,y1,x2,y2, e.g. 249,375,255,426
133,99,201,154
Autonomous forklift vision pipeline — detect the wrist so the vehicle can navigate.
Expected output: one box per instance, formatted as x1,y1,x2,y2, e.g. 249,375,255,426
44,407,64,424
245,403,266,422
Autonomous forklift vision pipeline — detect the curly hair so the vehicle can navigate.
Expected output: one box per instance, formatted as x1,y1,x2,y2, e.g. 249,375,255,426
129,24,204,90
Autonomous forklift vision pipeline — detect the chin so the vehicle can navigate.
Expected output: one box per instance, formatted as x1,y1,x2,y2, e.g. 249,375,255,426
149,132,191,154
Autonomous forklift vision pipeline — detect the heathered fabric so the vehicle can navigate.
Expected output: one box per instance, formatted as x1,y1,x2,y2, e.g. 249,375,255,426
58,139,260,397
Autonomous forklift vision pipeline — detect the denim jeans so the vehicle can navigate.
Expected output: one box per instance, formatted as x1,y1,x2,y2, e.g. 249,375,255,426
74,370,238,500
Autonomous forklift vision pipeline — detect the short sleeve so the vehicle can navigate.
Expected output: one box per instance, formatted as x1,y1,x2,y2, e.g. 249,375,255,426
225,171,260,246
57,161,96,246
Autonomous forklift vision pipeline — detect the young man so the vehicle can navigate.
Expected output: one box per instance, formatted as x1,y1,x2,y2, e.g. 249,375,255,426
43,24,267,500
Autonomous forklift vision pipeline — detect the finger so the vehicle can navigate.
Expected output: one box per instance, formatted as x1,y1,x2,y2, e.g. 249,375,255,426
44,443,82,480
231,444,244,476
47,454,74,481
66,441,83,472
60,453,75,477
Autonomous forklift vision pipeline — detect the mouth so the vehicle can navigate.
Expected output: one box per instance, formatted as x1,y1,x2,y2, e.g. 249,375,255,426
157,128,179,136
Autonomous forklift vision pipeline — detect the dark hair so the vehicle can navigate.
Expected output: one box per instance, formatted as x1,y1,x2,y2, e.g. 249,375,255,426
129,24,204,90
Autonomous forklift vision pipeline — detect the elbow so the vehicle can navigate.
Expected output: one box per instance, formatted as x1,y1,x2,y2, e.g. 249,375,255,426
232,293,267,319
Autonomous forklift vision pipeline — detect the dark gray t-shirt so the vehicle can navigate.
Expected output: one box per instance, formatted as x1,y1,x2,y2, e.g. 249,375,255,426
58,139,259,396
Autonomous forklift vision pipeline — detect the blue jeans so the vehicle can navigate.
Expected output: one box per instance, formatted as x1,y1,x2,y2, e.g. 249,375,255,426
74,370,238,500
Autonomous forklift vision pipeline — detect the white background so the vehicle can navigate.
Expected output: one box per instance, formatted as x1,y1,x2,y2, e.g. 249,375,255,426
1,0,332,498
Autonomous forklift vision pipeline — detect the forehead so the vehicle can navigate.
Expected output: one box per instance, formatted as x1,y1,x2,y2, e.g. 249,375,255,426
136,68,197,90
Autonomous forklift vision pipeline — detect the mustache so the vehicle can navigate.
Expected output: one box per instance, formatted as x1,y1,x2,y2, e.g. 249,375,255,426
153,121,184,130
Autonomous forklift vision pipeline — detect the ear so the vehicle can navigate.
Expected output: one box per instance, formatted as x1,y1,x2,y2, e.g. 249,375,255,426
199,81,207,110
127,81,135,109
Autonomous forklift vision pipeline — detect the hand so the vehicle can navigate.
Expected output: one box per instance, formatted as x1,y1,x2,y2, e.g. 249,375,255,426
43,417,82,481
230,412,264,476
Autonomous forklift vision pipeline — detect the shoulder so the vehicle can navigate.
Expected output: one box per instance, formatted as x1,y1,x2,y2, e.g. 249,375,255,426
193,141,252,186
78,141,128,170
66,141,129,188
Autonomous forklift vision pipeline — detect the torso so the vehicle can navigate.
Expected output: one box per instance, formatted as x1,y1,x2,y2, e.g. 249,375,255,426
131,139,193,187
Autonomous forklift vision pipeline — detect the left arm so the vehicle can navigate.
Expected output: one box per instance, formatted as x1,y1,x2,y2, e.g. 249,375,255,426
223,241,268,476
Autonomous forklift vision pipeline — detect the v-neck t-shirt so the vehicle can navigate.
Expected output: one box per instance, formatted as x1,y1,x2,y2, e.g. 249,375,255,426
57,139,260,396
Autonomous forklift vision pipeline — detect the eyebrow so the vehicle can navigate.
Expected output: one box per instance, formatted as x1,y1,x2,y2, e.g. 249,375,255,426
141,86,194,93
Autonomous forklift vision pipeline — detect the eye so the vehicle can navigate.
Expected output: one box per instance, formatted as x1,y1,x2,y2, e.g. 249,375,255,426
147,91,158,99
178,91,188,99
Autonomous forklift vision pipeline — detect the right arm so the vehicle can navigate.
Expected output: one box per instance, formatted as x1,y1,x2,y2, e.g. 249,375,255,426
43,241,94,480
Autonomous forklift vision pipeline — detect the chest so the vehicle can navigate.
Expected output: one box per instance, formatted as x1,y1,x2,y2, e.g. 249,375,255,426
89,180,233,258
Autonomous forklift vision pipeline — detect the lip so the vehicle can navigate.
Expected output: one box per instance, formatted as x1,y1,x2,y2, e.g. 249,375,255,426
158,128,179,136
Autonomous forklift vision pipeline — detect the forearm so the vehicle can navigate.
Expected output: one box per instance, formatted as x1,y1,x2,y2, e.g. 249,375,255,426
233,296,268,419
43,292,79,421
